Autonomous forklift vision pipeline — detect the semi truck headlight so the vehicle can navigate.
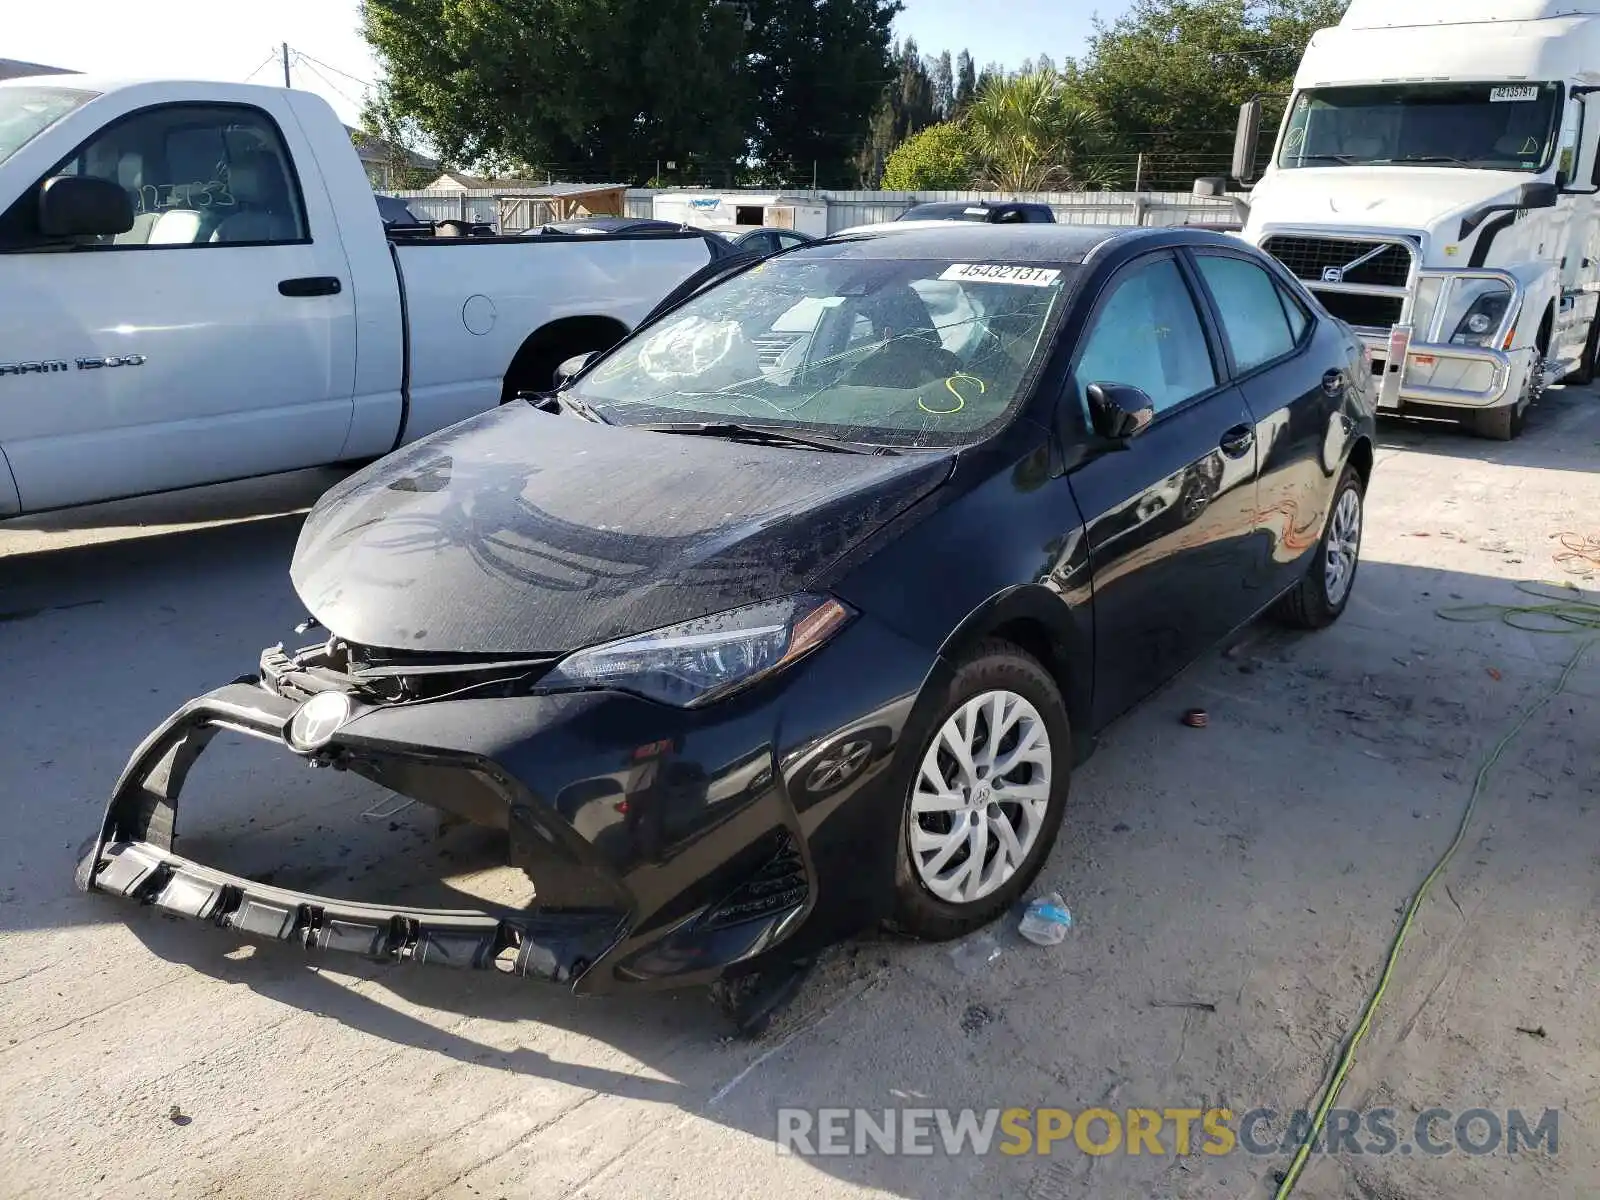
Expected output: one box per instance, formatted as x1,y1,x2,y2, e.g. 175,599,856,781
1444,281,1514,348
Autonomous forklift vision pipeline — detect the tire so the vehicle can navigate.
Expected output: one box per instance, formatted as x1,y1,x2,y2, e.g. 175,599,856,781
888,640,1072,941
1563,317,1599,386
1465,404,1516,441
1271,466,1365,630
1470,402,1524,441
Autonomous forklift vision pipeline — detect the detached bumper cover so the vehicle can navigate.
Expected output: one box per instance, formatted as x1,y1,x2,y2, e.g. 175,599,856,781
90,839,619,979
76,681,625,984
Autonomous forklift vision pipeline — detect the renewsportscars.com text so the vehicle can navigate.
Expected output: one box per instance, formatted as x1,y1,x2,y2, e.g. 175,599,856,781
775,1106,1559,1158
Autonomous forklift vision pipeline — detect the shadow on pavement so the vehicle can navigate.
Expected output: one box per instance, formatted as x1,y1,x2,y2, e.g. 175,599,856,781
1376,382,1599,473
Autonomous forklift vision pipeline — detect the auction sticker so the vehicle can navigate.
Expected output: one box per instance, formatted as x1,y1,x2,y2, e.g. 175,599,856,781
939,263,1062,287
1490,85,1540,103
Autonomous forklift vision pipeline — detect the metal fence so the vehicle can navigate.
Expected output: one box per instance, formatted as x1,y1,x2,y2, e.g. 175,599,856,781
622,188,1239,232
382,186,1241,234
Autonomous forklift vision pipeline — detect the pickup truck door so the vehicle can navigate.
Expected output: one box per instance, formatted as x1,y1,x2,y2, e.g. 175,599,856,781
0,94,355,512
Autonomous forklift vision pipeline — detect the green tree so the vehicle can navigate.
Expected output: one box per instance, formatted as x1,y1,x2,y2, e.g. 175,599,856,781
1063,0,1349,189
931,50,955,120
361,0,897,186
854,37,940,186
881,121,975,189
743,0,901,187
954,50,977,114
965,70,1119,191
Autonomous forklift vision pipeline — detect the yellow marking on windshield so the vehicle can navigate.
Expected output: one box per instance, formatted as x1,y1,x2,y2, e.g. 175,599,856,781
921,373,986,415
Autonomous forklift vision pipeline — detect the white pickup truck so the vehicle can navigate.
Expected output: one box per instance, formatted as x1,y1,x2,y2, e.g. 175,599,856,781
0,77,728,515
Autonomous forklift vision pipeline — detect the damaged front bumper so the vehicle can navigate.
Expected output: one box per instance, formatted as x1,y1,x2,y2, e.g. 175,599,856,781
76,682,625,984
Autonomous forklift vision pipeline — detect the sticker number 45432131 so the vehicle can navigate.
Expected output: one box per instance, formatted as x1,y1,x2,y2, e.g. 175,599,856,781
939,263,1062,287
1490,86,1540,103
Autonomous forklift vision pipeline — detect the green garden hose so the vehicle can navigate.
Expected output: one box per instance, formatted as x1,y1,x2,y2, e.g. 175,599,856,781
1272,580,1598,1198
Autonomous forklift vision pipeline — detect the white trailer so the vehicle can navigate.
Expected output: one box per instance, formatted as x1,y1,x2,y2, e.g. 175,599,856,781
1211,0,1600,439
651,191,829,237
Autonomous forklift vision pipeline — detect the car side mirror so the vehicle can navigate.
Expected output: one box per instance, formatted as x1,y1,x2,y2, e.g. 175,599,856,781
38,175,134,239
1086,382,1156,442
555,351,600,387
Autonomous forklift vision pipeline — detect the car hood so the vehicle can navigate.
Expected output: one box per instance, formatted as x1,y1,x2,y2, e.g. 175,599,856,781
290,405,954,654
1248,167,1536,241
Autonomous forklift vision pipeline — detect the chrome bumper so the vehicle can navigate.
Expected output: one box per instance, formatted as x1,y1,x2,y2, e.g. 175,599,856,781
1358,268,1525,412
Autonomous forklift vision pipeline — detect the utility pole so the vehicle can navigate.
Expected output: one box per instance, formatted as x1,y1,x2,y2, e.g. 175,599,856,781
282,42,291,88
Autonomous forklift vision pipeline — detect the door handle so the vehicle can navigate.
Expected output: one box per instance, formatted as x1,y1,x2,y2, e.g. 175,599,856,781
1323,368,1345,397
1219,424,1255,459
278,276,342,297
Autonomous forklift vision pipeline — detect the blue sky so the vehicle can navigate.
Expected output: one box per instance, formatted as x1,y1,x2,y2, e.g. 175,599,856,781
8,0,1133,127
895,0,1133,68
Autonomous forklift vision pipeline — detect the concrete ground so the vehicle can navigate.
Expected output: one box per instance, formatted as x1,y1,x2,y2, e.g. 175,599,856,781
2,388,1597,1200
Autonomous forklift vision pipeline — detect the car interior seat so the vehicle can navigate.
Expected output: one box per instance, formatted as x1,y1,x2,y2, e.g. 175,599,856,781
843,284,964,387
209,148,299,243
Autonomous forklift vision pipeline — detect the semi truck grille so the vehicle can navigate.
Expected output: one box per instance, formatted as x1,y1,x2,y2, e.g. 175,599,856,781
1260,235,1413,288
1314,291,1405,331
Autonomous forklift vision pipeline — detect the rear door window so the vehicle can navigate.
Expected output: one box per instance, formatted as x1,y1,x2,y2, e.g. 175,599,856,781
1194,254,1299,372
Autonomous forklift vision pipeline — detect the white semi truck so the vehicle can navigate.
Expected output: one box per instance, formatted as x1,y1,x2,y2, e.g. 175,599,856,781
1208,0,1600,439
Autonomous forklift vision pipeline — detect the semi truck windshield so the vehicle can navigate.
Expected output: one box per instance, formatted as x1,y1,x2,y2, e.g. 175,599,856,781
1278,82,1562,172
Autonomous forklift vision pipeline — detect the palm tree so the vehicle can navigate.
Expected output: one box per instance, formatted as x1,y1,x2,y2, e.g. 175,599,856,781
964,70,1118,192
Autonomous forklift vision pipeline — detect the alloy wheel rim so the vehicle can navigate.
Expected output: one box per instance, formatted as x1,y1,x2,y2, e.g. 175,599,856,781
909,689,1052,905
1324,486,1363,605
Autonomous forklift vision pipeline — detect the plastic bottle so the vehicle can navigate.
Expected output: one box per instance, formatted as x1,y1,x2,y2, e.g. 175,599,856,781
1018,892,1072,946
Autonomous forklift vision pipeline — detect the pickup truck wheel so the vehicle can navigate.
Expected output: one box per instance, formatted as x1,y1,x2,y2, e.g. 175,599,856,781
887,641,1071,942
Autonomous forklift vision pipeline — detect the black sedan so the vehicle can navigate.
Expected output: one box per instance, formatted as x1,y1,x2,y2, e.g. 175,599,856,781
717,226,816,255
77,225,1376,1027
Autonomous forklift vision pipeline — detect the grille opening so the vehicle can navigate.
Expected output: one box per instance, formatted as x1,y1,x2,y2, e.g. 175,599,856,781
170,734,538,911
1262,235,1413,289
1313,290,1404,330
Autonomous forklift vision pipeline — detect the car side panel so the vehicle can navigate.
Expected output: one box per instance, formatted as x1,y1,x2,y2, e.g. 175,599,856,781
1183,247,1362,594
826,427,1096,738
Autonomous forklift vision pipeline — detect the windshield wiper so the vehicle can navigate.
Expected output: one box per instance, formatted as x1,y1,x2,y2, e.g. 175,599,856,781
1398,155,1476,168
640,421,897,455
1291,153,1361,165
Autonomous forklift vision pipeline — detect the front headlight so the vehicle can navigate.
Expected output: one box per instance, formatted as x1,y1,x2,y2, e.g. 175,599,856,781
1443,280,1514,347
538,594,856,707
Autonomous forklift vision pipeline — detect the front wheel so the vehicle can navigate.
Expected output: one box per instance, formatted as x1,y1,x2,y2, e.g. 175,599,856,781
1271,466,1364,630
1470,400,1526,441
888,641,1072,941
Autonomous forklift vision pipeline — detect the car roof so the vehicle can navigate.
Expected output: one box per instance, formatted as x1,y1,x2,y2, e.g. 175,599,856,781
810,222,1241,262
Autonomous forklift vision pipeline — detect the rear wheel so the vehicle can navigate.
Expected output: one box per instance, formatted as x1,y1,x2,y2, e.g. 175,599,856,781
888,641,1071,941
1271,466,1364,630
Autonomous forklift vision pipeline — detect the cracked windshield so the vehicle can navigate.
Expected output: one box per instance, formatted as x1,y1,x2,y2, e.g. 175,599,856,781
571,254,1076,447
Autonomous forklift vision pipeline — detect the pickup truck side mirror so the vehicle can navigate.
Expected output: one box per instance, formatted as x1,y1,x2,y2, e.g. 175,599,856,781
38,175,134,239
555,351,600,387
1086,382,1156,442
